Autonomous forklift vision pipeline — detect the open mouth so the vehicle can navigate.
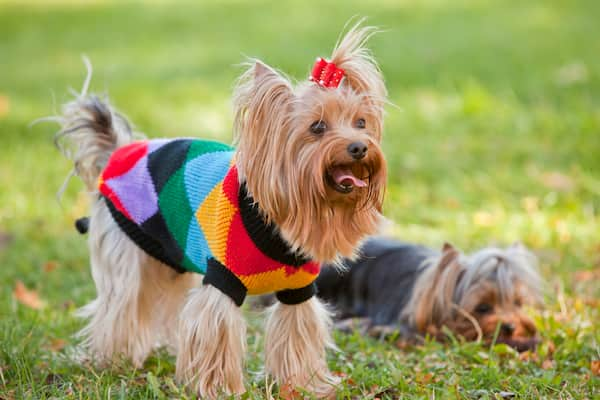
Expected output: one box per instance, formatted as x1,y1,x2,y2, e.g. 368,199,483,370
326,164,369,194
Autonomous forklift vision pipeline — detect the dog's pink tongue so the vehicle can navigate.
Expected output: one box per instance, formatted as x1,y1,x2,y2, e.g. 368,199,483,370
332,168,367,187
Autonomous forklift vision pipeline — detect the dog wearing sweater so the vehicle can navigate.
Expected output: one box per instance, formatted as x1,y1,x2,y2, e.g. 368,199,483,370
317,238,543,352
53,23,387,398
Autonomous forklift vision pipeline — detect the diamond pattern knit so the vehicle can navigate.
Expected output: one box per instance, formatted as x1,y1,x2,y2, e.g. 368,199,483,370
99,138,320,306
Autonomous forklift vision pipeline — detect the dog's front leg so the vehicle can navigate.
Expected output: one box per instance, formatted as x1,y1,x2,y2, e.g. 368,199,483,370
265,297,340,398
176,284,246,398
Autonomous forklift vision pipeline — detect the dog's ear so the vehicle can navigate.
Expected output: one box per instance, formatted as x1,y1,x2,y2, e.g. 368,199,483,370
253,61,276,81
442,242,457,254
232,60,293,181
412,246,462,333
438,243,459,269
233,59,293,135
254,60,276,82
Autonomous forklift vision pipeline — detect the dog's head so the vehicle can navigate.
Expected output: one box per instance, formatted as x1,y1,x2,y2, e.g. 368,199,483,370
232,22,387,263
407,243,543,351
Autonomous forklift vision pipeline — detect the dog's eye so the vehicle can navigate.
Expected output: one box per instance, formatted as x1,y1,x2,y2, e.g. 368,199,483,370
355,118,366,129
310,120,327,135
475,303,493,314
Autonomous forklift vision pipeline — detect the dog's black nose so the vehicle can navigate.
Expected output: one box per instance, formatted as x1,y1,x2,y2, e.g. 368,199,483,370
347,141,368,160
501,322,515,336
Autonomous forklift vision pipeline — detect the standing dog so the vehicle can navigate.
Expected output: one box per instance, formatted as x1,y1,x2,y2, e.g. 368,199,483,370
317,238,543,352
54,23,387,398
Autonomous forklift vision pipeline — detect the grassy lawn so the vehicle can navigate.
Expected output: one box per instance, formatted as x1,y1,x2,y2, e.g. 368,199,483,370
1,0,598,398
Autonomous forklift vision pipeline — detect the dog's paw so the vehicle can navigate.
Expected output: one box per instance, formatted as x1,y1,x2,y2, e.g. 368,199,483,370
367,324,400,340
280,373,340,400
334,317,371,334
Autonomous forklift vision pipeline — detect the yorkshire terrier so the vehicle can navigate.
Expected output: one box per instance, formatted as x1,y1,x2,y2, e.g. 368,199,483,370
316,237,543,352
53,23,387,398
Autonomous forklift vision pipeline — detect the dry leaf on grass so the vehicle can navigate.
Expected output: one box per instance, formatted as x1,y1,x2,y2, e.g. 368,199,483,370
43,261,59,273
541,359,555,370
278,383,301,400
48,338,67,352
591,360,600,377
13,280,46,309
540,171,575,192
62,299,75,310
333,370,354,385
575,268,600,282
0,94,9,118
416,372,434,384
518,350,539,362
0,231,13,251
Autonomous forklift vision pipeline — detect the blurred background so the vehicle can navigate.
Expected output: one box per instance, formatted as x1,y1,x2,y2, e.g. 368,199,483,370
1,0,598,397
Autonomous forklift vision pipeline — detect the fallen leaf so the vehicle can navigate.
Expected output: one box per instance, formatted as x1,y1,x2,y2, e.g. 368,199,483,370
43,261,59,273
541,359,555,370
416,372,434,384
575,268,600,282
583,298,600,308
540,171,575,192
0,231,13,251
333,371,354,385
48,338,67,352
518,350,538,362
62,300,75,310
13,280,46,309
395,339,411,350
279,383,302,400
45,372,62,385
0,94,9,118
591,360,600,377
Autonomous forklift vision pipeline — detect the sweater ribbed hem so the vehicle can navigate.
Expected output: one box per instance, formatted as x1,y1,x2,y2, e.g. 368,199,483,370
276,283,317,305
104,197,187,274
203,258,247,306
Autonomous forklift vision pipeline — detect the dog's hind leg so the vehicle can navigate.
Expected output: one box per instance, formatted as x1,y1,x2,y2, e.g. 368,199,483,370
265,297,340,398
176,284,246,398
146,267,200,355
135,256,200,356
76,200,158,367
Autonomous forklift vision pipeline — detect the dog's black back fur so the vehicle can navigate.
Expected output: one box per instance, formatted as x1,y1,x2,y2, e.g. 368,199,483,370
317,237,436,326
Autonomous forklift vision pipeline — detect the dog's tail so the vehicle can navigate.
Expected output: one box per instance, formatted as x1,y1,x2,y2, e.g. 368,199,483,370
54,59,134,192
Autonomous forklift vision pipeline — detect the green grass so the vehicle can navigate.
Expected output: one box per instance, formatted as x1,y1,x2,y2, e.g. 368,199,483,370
1,0,599,398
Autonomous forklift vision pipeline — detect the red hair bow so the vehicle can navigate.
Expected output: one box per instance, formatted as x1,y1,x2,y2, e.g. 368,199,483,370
310,57,345,88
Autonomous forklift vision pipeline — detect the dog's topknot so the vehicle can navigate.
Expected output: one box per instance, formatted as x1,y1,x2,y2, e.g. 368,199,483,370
330,20,387,111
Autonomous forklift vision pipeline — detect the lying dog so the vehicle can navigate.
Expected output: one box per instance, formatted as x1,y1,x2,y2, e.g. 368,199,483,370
317,238,543,351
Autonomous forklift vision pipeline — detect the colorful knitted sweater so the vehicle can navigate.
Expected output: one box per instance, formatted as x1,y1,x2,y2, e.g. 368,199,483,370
98,138,320,306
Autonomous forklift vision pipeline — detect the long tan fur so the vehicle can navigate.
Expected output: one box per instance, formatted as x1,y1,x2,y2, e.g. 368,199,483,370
233,22,387,264
403,243,542,343
55,20,388,399
54,93,135,190
54,68,200,368
265,298,339,397
176,285,246,398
